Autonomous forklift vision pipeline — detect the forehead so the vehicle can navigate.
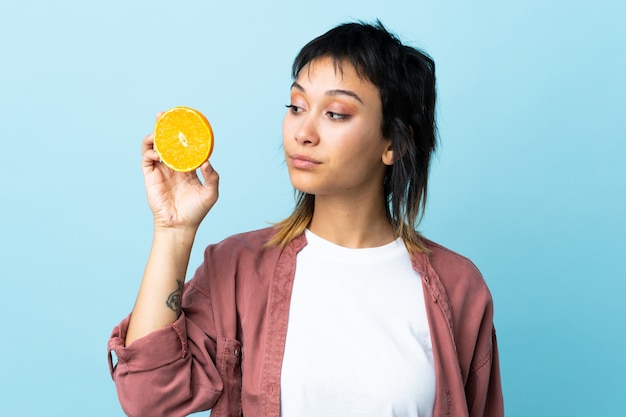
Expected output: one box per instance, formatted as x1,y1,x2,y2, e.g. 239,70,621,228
294,57,380,96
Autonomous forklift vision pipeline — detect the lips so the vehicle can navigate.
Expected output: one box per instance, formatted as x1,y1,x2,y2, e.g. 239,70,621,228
289,154,322,169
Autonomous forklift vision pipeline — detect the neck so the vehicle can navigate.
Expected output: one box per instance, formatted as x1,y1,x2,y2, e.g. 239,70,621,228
308,193,395,249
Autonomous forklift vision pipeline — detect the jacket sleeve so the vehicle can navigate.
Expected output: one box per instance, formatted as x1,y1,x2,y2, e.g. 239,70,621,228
465,326,505,417
107,282,226,417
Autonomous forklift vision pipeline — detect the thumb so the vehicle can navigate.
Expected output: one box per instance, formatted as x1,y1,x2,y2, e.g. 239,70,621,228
199,160,219,188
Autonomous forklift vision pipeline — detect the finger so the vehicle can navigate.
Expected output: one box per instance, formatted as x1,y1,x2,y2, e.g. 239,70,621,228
142,134,155,155
141,134,161,171
199,160,219,186
142,148,160,163
155,111,164,121
142,148,161,173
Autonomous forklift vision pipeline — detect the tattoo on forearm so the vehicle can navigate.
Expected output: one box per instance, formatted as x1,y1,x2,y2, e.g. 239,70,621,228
166,280,184,317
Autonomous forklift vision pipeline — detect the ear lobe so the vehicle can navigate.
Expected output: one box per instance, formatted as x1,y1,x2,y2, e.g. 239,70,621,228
382,125,412,166
382,140,395,166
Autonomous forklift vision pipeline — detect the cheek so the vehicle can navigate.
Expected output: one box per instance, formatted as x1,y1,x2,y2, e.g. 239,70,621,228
282,113,295,141
332,126,373,154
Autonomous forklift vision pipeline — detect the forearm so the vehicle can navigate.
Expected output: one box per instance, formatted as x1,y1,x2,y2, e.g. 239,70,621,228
126,226,197,346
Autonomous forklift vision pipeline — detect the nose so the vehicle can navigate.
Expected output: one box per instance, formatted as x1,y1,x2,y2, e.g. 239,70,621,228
294,113,320,146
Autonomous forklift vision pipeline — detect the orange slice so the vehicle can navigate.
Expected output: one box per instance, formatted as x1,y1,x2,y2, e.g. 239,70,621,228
153,106,214,172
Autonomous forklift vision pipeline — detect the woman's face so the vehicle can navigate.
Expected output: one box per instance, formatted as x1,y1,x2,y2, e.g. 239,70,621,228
282,57,394,200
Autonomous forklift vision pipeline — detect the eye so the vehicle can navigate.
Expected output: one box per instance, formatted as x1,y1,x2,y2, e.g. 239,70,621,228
285,104,303,113
326,111,348,120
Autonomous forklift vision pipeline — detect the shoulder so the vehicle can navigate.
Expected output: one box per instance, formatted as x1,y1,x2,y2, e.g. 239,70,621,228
218,226,278,246
197,227,291,277
190,227,284,293
205,227,280,256
420,238,493,307
423,239,482,277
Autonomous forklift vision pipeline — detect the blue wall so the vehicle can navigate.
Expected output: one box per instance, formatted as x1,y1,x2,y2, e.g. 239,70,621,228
1,1,624,415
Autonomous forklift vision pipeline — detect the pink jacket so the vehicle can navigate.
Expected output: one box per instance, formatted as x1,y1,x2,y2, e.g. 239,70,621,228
108,228,504,417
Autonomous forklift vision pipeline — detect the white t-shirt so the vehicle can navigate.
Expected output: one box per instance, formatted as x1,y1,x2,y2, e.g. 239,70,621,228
280,229,435,417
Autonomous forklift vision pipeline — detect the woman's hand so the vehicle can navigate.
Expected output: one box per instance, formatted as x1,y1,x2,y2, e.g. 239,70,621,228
141,120,219,231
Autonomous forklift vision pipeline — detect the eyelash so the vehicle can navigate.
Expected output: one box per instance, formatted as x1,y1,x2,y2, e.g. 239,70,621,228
285,104,302,113
326,111,348,120
285,104,349,120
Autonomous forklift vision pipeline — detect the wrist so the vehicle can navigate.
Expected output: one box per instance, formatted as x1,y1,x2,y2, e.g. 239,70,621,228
152,225,198,248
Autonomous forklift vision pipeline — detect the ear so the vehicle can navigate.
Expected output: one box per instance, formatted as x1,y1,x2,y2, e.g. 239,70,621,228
382,138,395,166
383,125,412,165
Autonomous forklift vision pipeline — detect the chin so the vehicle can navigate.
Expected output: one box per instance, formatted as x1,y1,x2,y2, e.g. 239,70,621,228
288,174,316,195
290,184,317,195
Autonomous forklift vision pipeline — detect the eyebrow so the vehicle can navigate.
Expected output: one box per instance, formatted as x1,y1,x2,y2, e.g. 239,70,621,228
291,82,364,104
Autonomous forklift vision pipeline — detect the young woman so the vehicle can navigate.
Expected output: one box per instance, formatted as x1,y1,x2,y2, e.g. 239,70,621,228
108,21,504,417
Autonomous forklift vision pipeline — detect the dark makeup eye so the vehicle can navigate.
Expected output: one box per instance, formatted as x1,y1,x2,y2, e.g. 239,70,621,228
285,104,302,113
327,111,349,120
